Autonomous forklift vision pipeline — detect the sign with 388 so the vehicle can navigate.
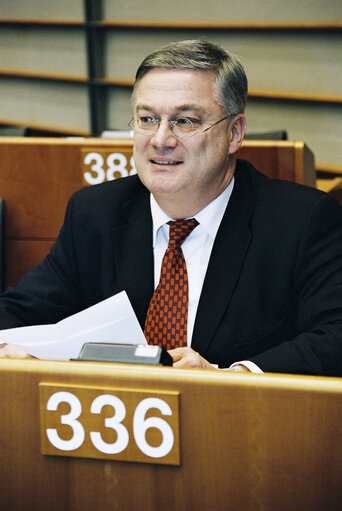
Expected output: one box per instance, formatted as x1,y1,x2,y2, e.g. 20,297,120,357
81,148,136,186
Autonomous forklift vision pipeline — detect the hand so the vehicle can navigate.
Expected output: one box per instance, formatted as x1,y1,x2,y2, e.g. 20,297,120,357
0,343,33,358
168,347,215,369
228,365,250,373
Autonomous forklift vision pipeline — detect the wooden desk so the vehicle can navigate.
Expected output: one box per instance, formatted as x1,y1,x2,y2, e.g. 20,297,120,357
0,138,315,287
0,359,341,511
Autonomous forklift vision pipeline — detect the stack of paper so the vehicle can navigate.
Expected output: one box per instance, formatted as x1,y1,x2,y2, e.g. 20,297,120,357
0,291,146,360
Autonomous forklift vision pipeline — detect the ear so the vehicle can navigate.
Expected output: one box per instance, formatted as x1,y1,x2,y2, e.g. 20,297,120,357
228,114,247,155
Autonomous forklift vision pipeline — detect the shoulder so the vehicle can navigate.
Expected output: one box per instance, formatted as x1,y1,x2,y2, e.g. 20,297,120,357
72,174,146,202
235,158,342,230
58,175,151,232
236,158,338,208
67,174,148,213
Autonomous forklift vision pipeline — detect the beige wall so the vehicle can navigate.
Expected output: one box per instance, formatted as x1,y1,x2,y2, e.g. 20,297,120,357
0,0,341,168
104,0,342,23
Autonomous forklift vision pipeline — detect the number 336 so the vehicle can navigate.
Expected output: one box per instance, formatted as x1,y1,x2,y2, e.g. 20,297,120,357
45,391,175,459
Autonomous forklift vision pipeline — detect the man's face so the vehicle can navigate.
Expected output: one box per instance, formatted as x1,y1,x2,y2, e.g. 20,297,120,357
132,68,243,216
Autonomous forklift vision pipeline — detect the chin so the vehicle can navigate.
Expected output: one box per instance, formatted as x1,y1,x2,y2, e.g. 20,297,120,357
150,184,180,196
145,174,182,194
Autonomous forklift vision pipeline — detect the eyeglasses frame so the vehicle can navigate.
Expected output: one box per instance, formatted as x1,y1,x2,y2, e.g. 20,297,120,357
128,114,236,140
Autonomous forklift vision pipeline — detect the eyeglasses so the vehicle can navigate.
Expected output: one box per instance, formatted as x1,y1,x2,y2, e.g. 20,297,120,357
128,114,234,140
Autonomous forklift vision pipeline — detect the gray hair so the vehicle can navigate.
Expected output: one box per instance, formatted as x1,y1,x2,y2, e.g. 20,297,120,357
132,40,248,116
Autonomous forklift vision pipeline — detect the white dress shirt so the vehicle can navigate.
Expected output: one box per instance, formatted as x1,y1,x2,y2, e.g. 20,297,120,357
150,179,262,374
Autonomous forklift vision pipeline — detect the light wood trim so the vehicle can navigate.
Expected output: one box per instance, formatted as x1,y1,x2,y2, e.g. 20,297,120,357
0,136,129,146
249,88,342,104
0,69,87,83
294,140,305,184
1,18,341,30
316,163,342,175
0,18,84,26
100,77,133,87
316,177,342,193
240,140,302,149
0,136,314,152
99,20,342,30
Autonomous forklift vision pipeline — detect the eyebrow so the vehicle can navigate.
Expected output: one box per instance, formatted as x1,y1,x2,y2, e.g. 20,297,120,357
177,105,206,115
135,103,206,116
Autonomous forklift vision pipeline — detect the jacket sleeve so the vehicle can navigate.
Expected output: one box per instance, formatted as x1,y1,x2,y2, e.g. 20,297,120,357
250,193,342,376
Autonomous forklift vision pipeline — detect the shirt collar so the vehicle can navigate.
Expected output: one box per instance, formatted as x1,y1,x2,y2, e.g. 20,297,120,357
150,177,234,247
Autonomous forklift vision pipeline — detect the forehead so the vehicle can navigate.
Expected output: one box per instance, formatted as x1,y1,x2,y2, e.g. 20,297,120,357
134,68,222,114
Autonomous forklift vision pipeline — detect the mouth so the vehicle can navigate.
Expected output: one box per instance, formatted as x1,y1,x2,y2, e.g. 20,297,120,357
150,159,183,166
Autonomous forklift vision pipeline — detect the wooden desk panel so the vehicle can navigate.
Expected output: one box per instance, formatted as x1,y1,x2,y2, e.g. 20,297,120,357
0,141,84,239
238,140,315,186
0,138,315,287
1,359,341,511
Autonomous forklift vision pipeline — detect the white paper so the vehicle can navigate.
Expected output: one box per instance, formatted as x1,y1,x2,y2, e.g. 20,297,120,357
0,291,146,360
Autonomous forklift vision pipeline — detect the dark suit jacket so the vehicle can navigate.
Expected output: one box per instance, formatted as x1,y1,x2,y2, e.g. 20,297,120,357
1,160,342,376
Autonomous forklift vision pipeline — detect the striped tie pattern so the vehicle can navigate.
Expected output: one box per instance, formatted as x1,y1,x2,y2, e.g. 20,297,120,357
144,218,199,350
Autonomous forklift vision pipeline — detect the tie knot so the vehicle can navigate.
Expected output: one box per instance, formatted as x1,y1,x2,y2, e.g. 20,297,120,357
167,218,199,249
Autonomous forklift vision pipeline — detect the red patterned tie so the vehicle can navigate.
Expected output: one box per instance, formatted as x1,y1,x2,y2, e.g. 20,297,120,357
144,218,199,350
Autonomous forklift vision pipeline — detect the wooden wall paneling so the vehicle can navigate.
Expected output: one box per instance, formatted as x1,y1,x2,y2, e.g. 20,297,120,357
0,140,84,238
238,140,315,186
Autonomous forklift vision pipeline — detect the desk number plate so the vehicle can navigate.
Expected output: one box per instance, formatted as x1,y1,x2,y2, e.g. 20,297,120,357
40,383,180,465
81,148,136,186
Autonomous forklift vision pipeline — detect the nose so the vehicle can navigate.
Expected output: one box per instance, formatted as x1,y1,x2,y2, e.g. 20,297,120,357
149,119,178,148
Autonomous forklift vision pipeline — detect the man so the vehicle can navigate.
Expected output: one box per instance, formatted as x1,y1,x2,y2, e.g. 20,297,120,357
1,40,342,376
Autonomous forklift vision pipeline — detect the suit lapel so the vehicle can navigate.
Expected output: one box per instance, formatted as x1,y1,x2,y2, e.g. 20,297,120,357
111,185,154,330
192,165,254,355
